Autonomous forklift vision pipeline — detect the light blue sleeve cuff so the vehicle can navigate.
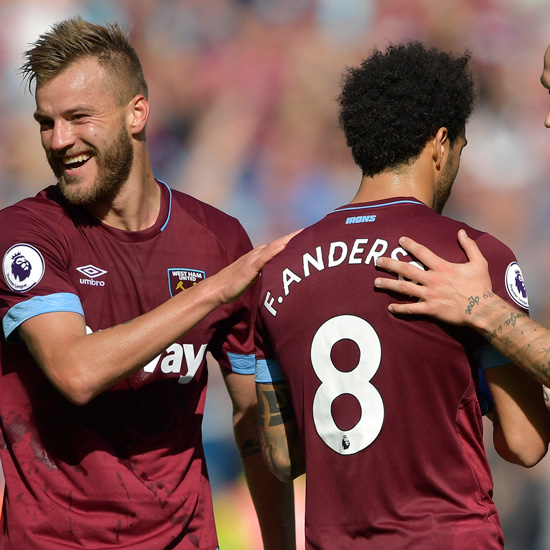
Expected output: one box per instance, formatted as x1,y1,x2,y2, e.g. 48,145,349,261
255,358,284,383
3,293,84,343
227,352,255,375
473,344,511,371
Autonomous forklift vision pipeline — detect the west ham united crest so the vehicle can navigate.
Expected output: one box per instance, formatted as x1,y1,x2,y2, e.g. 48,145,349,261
2,243,45,292
168,268,205,297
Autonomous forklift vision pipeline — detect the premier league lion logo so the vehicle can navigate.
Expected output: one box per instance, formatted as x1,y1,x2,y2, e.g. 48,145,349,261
11,252,32,282
514,269,527,299
2,243,45,292
505,261,529,309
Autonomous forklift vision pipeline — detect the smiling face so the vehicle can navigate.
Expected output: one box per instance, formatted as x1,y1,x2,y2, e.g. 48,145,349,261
34,56,134,206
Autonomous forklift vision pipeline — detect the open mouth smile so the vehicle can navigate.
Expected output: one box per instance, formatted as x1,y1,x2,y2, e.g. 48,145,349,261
63,153,92,170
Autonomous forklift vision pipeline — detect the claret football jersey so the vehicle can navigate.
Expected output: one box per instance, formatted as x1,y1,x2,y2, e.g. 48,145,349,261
0,181,255,549
256,197,528,550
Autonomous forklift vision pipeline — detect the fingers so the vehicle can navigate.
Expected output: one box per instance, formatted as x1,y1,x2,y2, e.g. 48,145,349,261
215,229,303,305
267,228,302,252
374,276,426,301
394,236,445,270
375,257,426,283
386,301,428,316
457,229,487,266
254,228,304,264
277,228,303,245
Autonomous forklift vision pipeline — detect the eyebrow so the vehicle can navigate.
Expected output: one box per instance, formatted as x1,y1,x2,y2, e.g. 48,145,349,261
33,105,96,122
33,110,48,122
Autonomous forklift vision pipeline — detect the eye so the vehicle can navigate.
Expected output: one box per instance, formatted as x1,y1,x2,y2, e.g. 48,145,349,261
72,113,89,121
37,118,54,131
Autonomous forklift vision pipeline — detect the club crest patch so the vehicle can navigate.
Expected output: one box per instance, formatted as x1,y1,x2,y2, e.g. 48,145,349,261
168,268,205,297
505,261,529,310
2,243,45,292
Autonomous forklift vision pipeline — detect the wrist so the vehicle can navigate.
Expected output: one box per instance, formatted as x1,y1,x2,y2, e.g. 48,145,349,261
466,292,507,331
197,274,226,308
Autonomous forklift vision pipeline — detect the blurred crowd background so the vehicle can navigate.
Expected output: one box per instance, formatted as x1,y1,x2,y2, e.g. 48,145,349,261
2,0,550,548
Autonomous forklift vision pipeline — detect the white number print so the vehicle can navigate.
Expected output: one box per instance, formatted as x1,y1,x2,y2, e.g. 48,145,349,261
311,315,384,455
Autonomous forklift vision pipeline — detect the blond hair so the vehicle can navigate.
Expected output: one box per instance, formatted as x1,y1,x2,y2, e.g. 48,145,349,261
20,16,148,104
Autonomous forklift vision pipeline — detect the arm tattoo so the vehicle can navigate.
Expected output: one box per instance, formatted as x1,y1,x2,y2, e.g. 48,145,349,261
258,384,305,476
531,361,550,381
465,292,495,315
465,296,480,315
503,310,527,328
260,386,296,427
485,311,528,343
240,438,261,459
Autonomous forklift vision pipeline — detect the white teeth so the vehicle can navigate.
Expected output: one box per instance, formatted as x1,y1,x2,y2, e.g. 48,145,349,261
64,154,91,165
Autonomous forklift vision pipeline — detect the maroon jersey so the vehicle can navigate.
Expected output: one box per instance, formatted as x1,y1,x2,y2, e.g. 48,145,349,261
256,197,528,550
0,181,255,549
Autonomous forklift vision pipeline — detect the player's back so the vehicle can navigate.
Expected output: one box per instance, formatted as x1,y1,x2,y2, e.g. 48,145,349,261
257,197,505,550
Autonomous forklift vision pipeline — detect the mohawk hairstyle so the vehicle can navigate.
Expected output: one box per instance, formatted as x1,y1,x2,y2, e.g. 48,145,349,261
20,16,148,103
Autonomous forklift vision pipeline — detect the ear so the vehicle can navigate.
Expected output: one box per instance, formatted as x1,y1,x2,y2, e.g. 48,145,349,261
432,127,449,170
127,95,149,136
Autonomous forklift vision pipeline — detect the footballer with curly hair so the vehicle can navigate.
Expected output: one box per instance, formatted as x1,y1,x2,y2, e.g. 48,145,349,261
254,41,548,549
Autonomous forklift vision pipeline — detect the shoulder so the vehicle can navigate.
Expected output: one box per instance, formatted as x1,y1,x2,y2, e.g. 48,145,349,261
470,230,514,258
168,187,252,257
0,186,84,263
170,188,245,232
0,186,71,228
409,211,504,262
435,217,527,310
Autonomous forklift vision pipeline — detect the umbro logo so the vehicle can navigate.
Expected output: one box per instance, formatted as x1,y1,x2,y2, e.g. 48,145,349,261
77,264,107,287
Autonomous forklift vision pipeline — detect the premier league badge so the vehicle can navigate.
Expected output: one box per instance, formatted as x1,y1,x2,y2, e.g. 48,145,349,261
505,261,529,310
168,268,206,297
2,243,45,292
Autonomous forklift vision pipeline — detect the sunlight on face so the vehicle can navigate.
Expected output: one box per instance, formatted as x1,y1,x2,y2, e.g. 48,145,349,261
55,119,134,206
36,57,135,206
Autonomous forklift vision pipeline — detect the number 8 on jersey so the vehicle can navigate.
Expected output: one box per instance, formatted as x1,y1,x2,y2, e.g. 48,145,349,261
311,315,384,455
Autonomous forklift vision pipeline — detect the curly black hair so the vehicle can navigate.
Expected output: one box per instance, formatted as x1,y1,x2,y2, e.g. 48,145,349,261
338,41,476,177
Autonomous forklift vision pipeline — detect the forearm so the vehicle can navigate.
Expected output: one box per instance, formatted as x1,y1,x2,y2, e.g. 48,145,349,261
468,293,550,386
484,362,549,467
19,232,297,404
234,406,296,550
256,382,305,482
21,274,225,404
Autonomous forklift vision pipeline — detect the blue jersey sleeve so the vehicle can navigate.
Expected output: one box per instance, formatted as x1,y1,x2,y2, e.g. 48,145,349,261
3,292,84,343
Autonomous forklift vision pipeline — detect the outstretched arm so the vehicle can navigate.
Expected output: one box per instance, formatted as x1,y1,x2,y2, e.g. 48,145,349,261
19,231,300,405
374,229,550,386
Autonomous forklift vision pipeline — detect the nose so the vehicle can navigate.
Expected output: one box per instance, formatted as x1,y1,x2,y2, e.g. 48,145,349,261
50,119,75,151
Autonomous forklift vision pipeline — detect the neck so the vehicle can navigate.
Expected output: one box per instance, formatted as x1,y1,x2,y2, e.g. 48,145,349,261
86,153,161,232
350,149,435,208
